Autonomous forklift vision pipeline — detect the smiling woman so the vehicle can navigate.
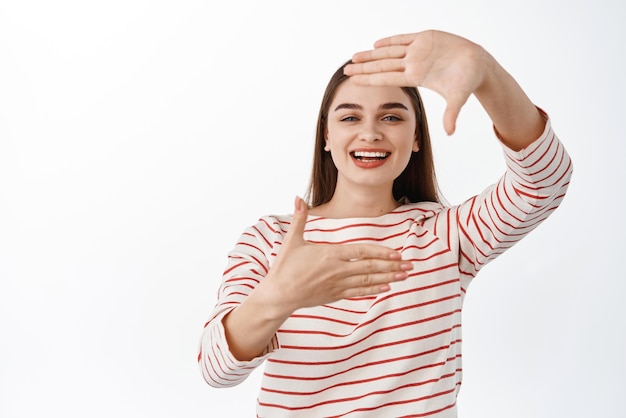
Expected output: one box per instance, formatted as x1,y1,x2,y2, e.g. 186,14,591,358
309,62,440,213
318,77,421,217
197,30,573,417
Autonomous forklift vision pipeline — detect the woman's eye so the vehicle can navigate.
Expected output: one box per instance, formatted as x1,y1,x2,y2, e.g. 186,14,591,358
340,116,359,122
383,115,401,122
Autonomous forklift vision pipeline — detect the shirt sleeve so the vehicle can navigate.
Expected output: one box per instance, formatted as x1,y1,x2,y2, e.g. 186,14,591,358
452,113,573,283
197,217,282,388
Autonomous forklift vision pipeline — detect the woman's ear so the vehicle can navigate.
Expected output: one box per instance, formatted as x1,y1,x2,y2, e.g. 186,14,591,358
324,129,330,151
413,136,420,152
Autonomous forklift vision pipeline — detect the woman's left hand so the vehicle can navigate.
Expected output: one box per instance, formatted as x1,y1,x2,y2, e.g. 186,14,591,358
344,29,545,149
344,30,489,135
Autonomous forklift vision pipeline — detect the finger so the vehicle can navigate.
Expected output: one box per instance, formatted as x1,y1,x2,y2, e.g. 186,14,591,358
344,58,405,76
351,270,410,289
282,196,308,248
442,91,470,135
337,263,413,299
337,243,403,262
346,258,413,277
341,274,404,298
373,33,419,48
348,72,411,87
443,107,458,136
342,285,390,298
351,46,407,63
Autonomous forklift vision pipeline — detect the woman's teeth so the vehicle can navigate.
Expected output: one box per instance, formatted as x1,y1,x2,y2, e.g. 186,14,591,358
352,151,389,160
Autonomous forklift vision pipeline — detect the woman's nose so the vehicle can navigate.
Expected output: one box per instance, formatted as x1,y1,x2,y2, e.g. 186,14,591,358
359,121,382,142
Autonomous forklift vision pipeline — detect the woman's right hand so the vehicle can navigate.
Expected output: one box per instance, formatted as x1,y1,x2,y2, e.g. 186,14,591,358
223,196,412,361
254,196,413,319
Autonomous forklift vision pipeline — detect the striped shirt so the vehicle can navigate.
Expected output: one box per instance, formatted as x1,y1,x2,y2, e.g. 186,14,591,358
199,119,572,417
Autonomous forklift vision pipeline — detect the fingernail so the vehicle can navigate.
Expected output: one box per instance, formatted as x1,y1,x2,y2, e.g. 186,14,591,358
400,263,413,270
395,272,408,280
388,252,402,260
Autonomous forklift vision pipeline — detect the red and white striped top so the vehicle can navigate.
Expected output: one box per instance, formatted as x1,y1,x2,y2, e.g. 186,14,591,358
199,119,572,417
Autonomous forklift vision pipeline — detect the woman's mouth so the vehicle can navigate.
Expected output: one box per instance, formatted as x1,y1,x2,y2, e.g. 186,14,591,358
350,151,391,168
351,151,390,161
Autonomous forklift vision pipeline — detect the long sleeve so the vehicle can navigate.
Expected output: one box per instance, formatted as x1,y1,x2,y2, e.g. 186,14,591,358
197,218,282,388
446,115,573,287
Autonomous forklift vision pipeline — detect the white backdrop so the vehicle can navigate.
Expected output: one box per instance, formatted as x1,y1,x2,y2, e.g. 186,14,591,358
1,1,624,417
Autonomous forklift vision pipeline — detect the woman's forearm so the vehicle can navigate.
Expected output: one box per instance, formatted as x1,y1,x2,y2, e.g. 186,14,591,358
222,281,293,362
474,51,546,151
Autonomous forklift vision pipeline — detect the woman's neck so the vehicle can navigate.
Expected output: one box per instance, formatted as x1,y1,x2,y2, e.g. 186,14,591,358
309,189,400,219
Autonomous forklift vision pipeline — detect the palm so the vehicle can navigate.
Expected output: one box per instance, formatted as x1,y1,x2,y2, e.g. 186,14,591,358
346,30,487,135
260,198,411,314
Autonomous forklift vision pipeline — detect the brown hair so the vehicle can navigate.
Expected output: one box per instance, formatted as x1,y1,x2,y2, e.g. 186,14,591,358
305,60,441,207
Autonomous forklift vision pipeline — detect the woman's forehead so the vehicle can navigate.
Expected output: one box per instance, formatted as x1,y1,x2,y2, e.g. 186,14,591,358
331,79,411,107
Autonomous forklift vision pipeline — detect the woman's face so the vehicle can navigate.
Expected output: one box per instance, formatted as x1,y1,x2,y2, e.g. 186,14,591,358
325,79,419,194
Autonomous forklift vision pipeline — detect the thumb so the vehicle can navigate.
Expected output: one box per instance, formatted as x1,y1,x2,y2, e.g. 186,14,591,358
282,196,308,248
442,105,459,136
442,91,469,136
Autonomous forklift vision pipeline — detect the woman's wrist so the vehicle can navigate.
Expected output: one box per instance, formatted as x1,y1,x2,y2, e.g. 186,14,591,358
474,53,545,150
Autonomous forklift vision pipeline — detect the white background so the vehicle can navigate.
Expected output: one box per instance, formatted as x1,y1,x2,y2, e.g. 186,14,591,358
1,1,624,417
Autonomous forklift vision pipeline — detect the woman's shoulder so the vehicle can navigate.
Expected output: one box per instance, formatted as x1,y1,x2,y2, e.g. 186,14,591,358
397,200,446,213
246,213,291,235
393,200,447,220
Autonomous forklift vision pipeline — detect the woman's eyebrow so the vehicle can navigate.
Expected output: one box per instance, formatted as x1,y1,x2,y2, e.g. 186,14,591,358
334,103,362,111
333,102,409,111
380,102,409,110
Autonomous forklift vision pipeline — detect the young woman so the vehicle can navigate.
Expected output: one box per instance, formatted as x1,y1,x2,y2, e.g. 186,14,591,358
198,30,573,417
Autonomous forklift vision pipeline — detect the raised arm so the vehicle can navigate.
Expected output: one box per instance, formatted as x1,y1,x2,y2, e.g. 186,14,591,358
344,30,544,150
345,29,572,287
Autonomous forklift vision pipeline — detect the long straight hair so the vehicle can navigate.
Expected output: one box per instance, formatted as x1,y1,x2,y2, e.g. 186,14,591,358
305,61,441,207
